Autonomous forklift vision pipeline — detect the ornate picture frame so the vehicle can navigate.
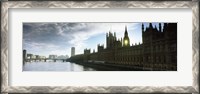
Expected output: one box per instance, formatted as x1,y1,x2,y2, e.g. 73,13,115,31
1,1,199,94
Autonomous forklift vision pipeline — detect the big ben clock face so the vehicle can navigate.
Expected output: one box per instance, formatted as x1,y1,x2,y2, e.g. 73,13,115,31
124,40,129,45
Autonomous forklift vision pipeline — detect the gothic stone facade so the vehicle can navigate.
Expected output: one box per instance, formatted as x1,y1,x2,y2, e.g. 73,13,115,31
69,23,177,70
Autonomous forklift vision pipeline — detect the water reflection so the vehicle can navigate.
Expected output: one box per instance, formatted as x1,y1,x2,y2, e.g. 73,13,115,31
23,61,96,71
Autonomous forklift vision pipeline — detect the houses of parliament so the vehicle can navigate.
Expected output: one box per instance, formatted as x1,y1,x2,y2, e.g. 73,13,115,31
69,23,177,71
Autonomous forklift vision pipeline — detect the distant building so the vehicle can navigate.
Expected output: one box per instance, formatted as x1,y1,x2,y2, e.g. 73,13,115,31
49,55,57,59
35,55,39,59
23,50,27,65
31,55,36,59
84,48,90,54
69,23,177,71
57,55,69,59
71,47,75,56
23,50,27,59
39,55,46,59
27,54,33,59
66,55,69,59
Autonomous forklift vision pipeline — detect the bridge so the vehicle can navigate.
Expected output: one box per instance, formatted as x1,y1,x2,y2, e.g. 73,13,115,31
25,58,68,62
23,50,69,65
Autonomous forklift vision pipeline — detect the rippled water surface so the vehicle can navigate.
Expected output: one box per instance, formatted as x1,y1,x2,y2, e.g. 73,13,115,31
23,61,96,71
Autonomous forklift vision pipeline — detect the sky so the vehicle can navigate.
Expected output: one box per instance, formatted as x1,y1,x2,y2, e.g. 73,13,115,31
23,22,163,57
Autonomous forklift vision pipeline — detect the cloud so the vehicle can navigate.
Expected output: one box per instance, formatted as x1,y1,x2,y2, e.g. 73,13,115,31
23,23,140,56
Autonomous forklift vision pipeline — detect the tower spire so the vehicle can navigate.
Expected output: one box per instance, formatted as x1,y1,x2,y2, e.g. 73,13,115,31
149,23,153,29
142,23,144,32
159,23,162,32
125,25,128,35
123,25,130,47
114,32,116,40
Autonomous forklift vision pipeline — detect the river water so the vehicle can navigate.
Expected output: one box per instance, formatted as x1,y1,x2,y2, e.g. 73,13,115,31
23,60,96,71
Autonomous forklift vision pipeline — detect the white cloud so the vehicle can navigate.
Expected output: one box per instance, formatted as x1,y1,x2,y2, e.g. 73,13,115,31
67,23,140,54
24,23,141,56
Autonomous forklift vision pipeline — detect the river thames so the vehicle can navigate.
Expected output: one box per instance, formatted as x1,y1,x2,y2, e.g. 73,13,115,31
23,60,96,71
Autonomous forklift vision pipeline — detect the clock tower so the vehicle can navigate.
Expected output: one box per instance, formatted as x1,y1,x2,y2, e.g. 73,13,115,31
123,26,130,47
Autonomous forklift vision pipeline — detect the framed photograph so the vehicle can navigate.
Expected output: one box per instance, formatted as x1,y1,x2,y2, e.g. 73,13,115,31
1,1,199,94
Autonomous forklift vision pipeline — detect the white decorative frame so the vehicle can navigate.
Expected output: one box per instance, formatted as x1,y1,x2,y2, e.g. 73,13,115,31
1,1,199,94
